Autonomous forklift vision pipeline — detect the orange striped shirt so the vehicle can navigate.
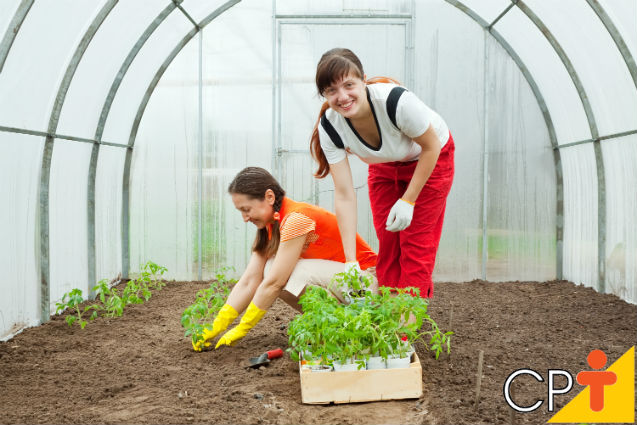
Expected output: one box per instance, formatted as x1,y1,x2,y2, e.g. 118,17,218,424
277,197,377,270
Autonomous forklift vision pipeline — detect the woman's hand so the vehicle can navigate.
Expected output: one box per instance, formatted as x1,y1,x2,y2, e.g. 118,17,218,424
192,304,238,351
385,198,415,232
215,235,306,348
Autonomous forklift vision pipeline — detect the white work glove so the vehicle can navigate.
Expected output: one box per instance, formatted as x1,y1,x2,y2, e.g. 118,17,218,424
385,198,415,232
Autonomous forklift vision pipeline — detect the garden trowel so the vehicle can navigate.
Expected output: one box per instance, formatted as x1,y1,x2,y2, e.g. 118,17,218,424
246,348,283,369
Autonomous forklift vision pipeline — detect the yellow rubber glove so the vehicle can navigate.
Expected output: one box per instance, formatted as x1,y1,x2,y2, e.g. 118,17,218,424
215,302,266,349
192,304,238,351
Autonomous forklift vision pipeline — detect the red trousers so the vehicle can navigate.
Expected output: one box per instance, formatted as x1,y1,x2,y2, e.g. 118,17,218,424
367,134,455,298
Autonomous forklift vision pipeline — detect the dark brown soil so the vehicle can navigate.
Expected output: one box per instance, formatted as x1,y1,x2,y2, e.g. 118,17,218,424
0,279,635,424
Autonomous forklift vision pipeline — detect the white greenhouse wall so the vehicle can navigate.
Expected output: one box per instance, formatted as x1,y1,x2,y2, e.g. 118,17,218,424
95,146,126,283
130,37,199,280
561,144,599,290
48,140,92,310
0,1,104,131
526,0,637,138
603,135,637,304
56,1,170,140
484,37,556,282
0,133,42,339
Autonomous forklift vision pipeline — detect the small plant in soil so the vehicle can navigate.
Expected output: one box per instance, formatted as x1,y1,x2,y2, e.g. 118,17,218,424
55,289,92,328
141,260,168,290
181,266,236,346
55,261,168,328
87,279,125,318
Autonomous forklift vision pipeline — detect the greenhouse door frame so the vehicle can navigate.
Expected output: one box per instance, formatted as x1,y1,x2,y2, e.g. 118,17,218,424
271,11,415,190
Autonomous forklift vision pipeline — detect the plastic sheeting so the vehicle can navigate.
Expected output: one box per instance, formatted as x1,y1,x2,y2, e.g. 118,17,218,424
0,133,42,339
48,140,92,309
101,11,193,144
0,1,104,131
494,7,592,144
603,135,637,304
525,0,637,137
561,144,599,289
56,1,170,140
130,36,199,280
95,146,126,283
484,36,556,282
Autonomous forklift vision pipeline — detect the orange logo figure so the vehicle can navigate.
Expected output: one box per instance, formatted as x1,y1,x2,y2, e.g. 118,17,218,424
576,349,617,412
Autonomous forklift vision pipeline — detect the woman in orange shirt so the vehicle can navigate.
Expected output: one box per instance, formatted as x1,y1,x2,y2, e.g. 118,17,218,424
193,166,377,351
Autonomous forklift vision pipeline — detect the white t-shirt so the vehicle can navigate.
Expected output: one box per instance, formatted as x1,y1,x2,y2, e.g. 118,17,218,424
319,83,449,165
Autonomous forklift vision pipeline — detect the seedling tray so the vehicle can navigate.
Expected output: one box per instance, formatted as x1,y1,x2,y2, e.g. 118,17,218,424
299,353,423,404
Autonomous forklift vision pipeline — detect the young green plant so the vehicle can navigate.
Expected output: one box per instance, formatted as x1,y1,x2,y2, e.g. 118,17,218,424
181,266,236,347
55,289,92,329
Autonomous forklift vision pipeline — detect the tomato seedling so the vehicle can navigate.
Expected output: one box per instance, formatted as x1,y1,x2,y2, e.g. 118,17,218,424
181,266,236,347
55,289,91,329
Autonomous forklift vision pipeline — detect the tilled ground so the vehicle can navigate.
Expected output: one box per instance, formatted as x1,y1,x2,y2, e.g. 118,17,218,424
0,279,635,424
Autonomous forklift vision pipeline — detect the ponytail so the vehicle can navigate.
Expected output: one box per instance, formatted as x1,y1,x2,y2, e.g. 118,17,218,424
310,101,331,179
253,195,283,258
309,76,402,179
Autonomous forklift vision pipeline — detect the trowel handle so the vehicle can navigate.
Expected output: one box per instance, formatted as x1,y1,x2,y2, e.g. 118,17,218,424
267,348,283,359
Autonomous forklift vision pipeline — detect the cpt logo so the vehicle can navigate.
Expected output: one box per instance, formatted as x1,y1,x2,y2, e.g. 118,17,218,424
503,346,634,423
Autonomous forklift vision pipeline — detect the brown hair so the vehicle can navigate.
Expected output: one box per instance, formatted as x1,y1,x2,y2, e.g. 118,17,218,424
310,48,401,178
228,167,286,257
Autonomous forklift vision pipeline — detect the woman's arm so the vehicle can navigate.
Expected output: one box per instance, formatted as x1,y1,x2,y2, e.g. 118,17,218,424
213,235,307,348
329,157,358,262
250,235,307,310
225,251,267,314
402,125,441,203
191,251,267,351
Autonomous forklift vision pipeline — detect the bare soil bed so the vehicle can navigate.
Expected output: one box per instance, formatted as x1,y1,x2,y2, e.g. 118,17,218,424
1,279,635,424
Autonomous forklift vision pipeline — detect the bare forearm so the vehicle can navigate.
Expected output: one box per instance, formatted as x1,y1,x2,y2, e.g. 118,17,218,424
250,279,285,311
335,194,358,262
226,275,261,314
402,148,440,203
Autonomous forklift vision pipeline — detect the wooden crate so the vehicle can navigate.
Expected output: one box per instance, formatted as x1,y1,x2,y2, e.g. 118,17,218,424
299,353,423,404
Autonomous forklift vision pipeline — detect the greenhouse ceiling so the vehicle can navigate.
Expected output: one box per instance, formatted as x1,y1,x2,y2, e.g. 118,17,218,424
1,0,636,339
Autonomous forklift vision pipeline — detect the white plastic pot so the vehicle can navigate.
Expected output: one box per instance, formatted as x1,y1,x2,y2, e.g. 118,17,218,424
366,355,387,370
386,354,411,369
333,358,365,372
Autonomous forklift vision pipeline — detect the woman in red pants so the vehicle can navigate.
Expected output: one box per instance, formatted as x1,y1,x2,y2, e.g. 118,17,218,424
310,48,455,298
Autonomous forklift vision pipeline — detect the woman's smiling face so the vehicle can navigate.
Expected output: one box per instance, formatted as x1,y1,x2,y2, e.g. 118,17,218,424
323,72,367,119
231,190,275,229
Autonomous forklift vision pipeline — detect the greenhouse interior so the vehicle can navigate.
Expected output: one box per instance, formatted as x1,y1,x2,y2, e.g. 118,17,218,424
1,0,636,424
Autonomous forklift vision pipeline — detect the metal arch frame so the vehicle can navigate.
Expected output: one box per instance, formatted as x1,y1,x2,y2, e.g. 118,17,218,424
444,0,564,280
586,0,637,91
88,2,180,297
38,0,118,323
122,0,241,279
0,0,33,73
515,0,606,292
